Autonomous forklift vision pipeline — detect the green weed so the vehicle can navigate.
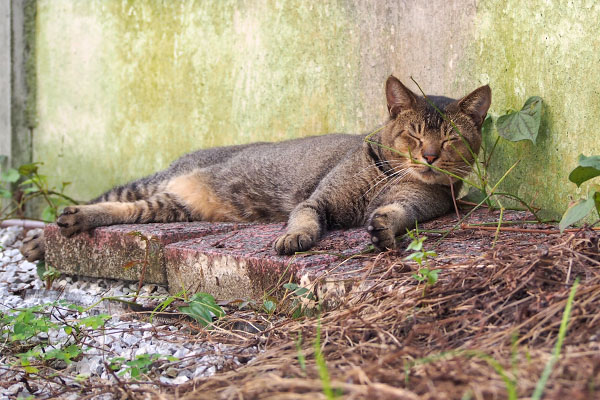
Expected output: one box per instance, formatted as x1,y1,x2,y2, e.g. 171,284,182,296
0,161,78,221
35,261,60,290
559,155,600,232
283,282,317,318
314,316,341,399
532,278,579,399
109,353,178,380
178,292,225,329
404,230,440,296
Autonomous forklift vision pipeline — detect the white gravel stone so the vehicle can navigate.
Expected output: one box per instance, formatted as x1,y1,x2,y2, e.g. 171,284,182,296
172,375,189,384
0,226,252,393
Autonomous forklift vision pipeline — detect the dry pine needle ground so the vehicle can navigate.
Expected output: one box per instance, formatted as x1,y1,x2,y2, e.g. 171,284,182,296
119,210,600,399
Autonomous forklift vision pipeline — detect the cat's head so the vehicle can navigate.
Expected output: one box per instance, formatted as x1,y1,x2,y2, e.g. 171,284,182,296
377,75,491,186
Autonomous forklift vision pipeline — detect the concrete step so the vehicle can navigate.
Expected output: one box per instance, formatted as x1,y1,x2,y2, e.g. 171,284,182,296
45,222,247,284
165,223,370,301
45,221,371,302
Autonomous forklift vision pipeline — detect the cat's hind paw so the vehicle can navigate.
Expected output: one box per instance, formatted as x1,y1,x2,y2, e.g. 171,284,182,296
274,231,315,255
20,229,45,262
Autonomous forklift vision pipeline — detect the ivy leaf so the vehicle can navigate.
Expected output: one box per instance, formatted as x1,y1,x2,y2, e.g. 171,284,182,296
568,154,600,187
559,191,599,233
461,187,488,204
496,96,542,144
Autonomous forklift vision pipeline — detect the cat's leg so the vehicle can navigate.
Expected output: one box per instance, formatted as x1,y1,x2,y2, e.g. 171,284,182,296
89,180,163,204
56,172,241,237
366,183,453,251
56,192,192,237
274,198,324,255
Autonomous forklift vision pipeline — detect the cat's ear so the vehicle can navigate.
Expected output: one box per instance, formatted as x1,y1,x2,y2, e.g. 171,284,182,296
386,75,418,118
458,85,492,127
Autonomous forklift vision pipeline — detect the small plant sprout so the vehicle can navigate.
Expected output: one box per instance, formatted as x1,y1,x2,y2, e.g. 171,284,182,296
109,353,178,380
36,261,61,290
405,230,440,296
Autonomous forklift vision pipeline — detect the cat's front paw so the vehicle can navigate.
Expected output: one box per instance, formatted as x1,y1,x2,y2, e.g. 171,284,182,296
56,206,93,237
20,229,45,261
367,212,397,251
274,231,315,255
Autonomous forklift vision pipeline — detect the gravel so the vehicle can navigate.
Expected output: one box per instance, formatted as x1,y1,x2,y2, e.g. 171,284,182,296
0,226,253,399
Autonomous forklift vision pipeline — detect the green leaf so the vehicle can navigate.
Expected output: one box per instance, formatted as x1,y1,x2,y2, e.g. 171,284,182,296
178,292,224,328
41,206,57,222
404,252,424,263
406,237,425,251
1,168,20,183
263,299,276,314
461,187,488,204
496,96,542,144
76,314,111,329
23,365,39,374
481,114,494,137
568,154,600,187
18,163,40,176
559,191,597,232
0,188,12,198
283,283,312,298
36,261,47,280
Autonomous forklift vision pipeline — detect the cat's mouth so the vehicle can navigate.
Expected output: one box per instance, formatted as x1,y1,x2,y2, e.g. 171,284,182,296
412,165,449,184
415,165,438,175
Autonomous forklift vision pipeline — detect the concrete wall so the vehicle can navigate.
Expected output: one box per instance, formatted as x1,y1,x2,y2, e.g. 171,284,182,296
21,1,600,216
0,0,11,162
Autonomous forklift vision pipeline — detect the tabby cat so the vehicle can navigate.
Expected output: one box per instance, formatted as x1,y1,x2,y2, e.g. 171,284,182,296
20,76,490,261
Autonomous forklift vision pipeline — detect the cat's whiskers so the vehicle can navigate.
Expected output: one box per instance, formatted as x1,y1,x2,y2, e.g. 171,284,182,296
353,161,393,177
361,162,405,187
366,168,413,208
366,166,412,199
361,164,410,199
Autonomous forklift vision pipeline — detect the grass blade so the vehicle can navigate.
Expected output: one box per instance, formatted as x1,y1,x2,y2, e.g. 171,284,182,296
531,277,579,400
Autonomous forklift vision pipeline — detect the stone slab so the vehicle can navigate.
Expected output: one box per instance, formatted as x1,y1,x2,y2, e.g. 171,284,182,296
165,223,371,301
45,222,247,284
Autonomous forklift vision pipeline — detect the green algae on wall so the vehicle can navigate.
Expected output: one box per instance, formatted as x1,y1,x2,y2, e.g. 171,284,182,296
30,0,600,218
471,0,600,217
34,0,359,201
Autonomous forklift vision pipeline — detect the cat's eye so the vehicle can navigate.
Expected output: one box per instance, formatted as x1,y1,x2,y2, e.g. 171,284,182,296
442,137,461,147
406,132,422,144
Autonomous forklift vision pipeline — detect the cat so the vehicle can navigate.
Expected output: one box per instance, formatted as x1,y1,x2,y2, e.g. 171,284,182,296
20,76,490,262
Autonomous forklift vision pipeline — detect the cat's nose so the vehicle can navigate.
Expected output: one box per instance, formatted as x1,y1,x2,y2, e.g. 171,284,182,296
422,152,439,164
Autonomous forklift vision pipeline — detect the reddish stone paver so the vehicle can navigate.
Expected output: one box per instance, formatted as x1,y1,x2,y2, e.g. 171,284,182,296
45,222,247,284
164,223,371,300
43,207,536,302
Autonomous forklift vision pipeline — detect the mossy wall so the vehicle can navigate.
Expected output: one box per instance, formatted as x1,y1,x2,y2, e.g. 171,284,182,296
31,0,600,217
471,0,600,217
